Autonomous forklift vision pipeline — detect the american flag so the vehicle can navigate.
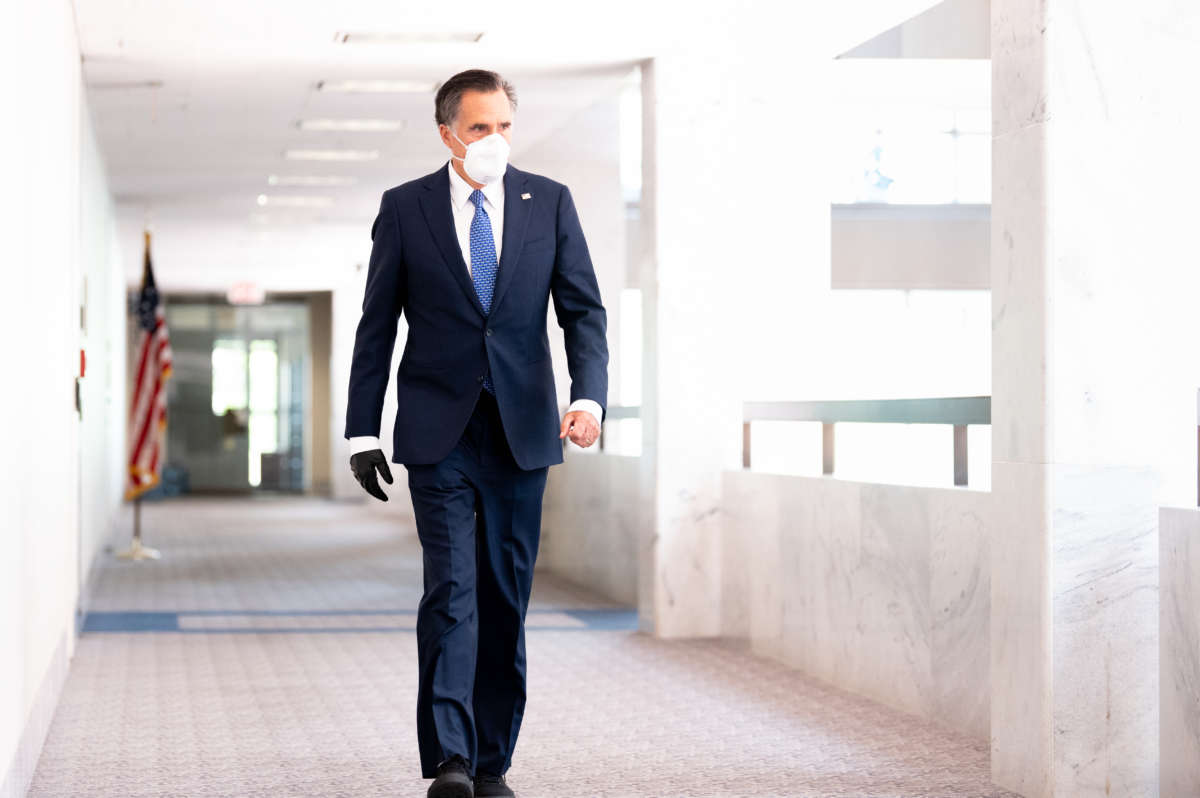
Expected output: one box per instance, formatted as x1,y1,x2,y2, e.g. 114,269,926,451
125,230,174,500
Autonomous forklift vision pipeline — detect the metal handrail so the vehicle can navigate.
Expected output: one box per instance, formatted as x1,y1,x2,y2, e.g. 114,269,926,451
602,405,641,421
742,396,991,486
589,405,640,453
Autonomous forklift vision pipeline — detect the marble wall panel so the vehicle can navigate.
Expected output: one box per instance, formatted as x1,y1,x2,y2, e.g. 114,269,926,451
1050,464,1161,796
539,453,645,607
722,470,991,741
931,485,992,741
989,460,1053,797
1160,507,1200,797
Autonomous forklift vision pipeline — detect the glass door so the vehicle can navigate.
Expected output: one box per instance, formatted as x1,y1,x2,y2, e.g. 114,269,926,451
162,299,309,494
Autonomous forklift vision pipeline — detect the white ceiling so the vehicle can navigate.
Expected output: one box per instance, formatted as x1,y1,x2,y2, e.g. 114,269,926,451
75,0,652,234
73,0,945,290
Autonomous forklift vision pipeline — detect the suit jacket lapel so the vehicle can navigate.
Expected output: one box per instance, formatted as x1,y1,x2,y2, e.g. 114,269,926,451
489,165,532,317
418,165,487,318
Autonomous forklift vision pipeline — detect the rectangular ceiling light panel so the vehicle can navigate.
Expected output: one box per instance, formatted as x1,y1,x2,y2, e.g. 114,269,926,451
332,31,484,44
267,175,357,186
298,119,406,132
316,79,435,93
284,149,380,161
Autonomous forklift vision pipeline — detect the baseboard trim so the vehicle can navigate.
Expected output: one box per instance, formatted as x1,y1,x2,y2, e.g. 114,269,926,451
0,627,71,798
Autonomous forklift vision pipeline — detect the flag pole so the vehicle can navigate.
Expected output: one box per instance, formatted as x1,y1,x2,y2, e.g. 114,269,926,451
117,225,166,562
117,497,161,561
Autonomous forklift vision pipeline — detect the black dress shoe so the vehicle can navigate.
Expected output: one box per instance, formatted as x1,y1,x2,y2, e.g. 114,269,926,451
428,754,473,798
473,772,515,797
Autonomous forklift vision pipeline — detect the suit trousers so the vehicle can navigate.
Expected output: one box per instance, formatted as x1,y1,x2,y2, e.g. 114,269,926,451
404,387,550,779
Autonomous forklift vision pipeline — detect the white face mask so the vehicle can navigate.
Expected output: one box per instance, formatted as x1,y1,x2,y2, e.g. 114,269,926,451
451,129,510,184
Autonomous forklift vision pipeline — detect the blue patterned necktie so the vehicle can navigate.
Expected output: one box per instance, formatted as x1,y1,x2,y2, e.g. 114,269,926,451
468,188,498,395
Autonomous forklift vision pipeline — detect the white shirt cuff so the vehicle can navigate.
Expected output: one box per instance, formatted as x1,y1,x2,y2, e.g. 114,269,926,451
349,435,382,455
566,398,603,429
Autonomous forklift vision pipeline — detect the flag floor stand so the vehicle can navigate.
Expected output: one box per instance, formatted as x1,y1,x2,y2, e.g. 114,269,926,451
115,538,160,561
116,498,161,561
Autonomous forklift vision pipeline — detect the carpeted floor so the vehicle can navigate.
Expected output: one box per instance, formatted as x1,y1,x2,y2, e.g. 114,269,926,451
28,496,1014,797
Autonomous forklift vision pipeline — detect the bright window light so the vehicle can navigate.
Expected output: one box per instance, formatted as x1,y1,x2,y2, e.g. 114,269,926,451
830,59,990,204
211,339,247,415
247,340,279,488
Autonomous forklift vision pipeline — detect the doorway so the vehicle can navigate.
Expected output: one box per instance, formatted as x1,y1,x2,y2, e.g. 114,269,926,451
162,298,310,494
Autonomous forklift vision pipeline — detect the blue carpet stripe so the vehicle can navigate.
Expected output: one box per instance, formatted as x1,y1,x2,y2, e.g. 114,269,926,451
82,612,180,632
81,609,638,634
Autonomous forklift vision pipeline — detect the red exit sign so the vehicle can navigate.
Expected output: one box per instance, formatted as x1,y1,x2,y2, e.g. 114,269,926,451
227,282,265,305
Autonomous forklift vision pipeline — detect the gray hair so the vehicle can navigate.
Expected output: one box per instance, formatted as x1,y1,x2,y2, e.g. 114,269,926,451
434,69,518,128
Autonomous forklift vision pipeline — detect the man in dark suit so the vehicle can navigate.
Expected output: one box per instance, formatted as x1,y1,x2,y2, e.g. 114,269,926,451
344,68,609,798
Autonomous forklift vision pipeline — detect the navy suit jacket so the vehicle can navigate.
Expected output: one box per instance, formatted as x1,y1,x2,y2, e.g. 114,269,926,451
344,162,609,470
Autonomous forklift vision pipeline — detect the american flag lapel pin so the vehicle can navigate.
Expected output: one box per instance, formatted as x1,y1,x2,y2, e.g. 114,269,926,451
521,192,531,200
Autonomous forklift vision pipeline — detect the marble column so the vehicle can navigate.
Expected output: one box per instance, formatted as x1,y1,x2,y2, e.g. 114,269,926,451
639,42,740,637
991,1,1200,795
639,7,831,637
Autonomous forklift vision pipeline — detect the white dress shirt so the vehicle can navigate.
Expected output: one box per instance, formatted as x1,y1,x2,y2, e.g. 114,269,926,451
349,161,602,456
448,156,504,280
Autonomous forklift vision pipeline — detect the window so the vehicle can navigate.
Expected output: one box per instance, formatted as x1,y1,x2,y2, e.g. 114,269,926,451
831,59,990,204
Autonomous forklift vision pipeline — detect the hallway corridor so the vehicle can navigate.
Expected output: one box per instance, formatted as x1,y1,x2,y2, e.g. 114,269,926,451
28,498,1010,797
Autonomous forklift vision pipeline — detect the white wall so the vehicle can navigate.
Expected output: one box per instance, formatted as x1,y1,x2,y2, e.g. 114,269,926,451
0,2,125,795
78,91,128,599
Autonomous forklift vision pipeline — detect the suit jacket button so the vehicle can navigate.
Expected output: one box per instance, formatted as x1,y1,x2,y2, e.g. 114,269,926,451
485,328,493,336
478,375,484,382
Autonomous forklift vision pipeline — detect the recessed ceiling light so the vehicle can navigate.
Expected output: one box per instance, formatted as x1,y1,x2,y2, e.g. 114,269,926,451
298,118,406,132
284,149,379,161
332,31,485,44
267,175,357,187
316,79,435,93
88,80,164,90
256,195,334,208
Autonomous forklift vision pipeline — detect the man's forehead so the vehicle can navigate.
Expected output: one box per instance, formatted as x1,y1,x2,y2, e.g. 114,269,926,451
459,91,510,114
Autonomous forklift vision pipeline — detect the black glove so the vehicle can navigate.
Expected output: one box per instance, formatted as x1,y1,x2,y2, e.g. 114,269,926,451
350,449,393,502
